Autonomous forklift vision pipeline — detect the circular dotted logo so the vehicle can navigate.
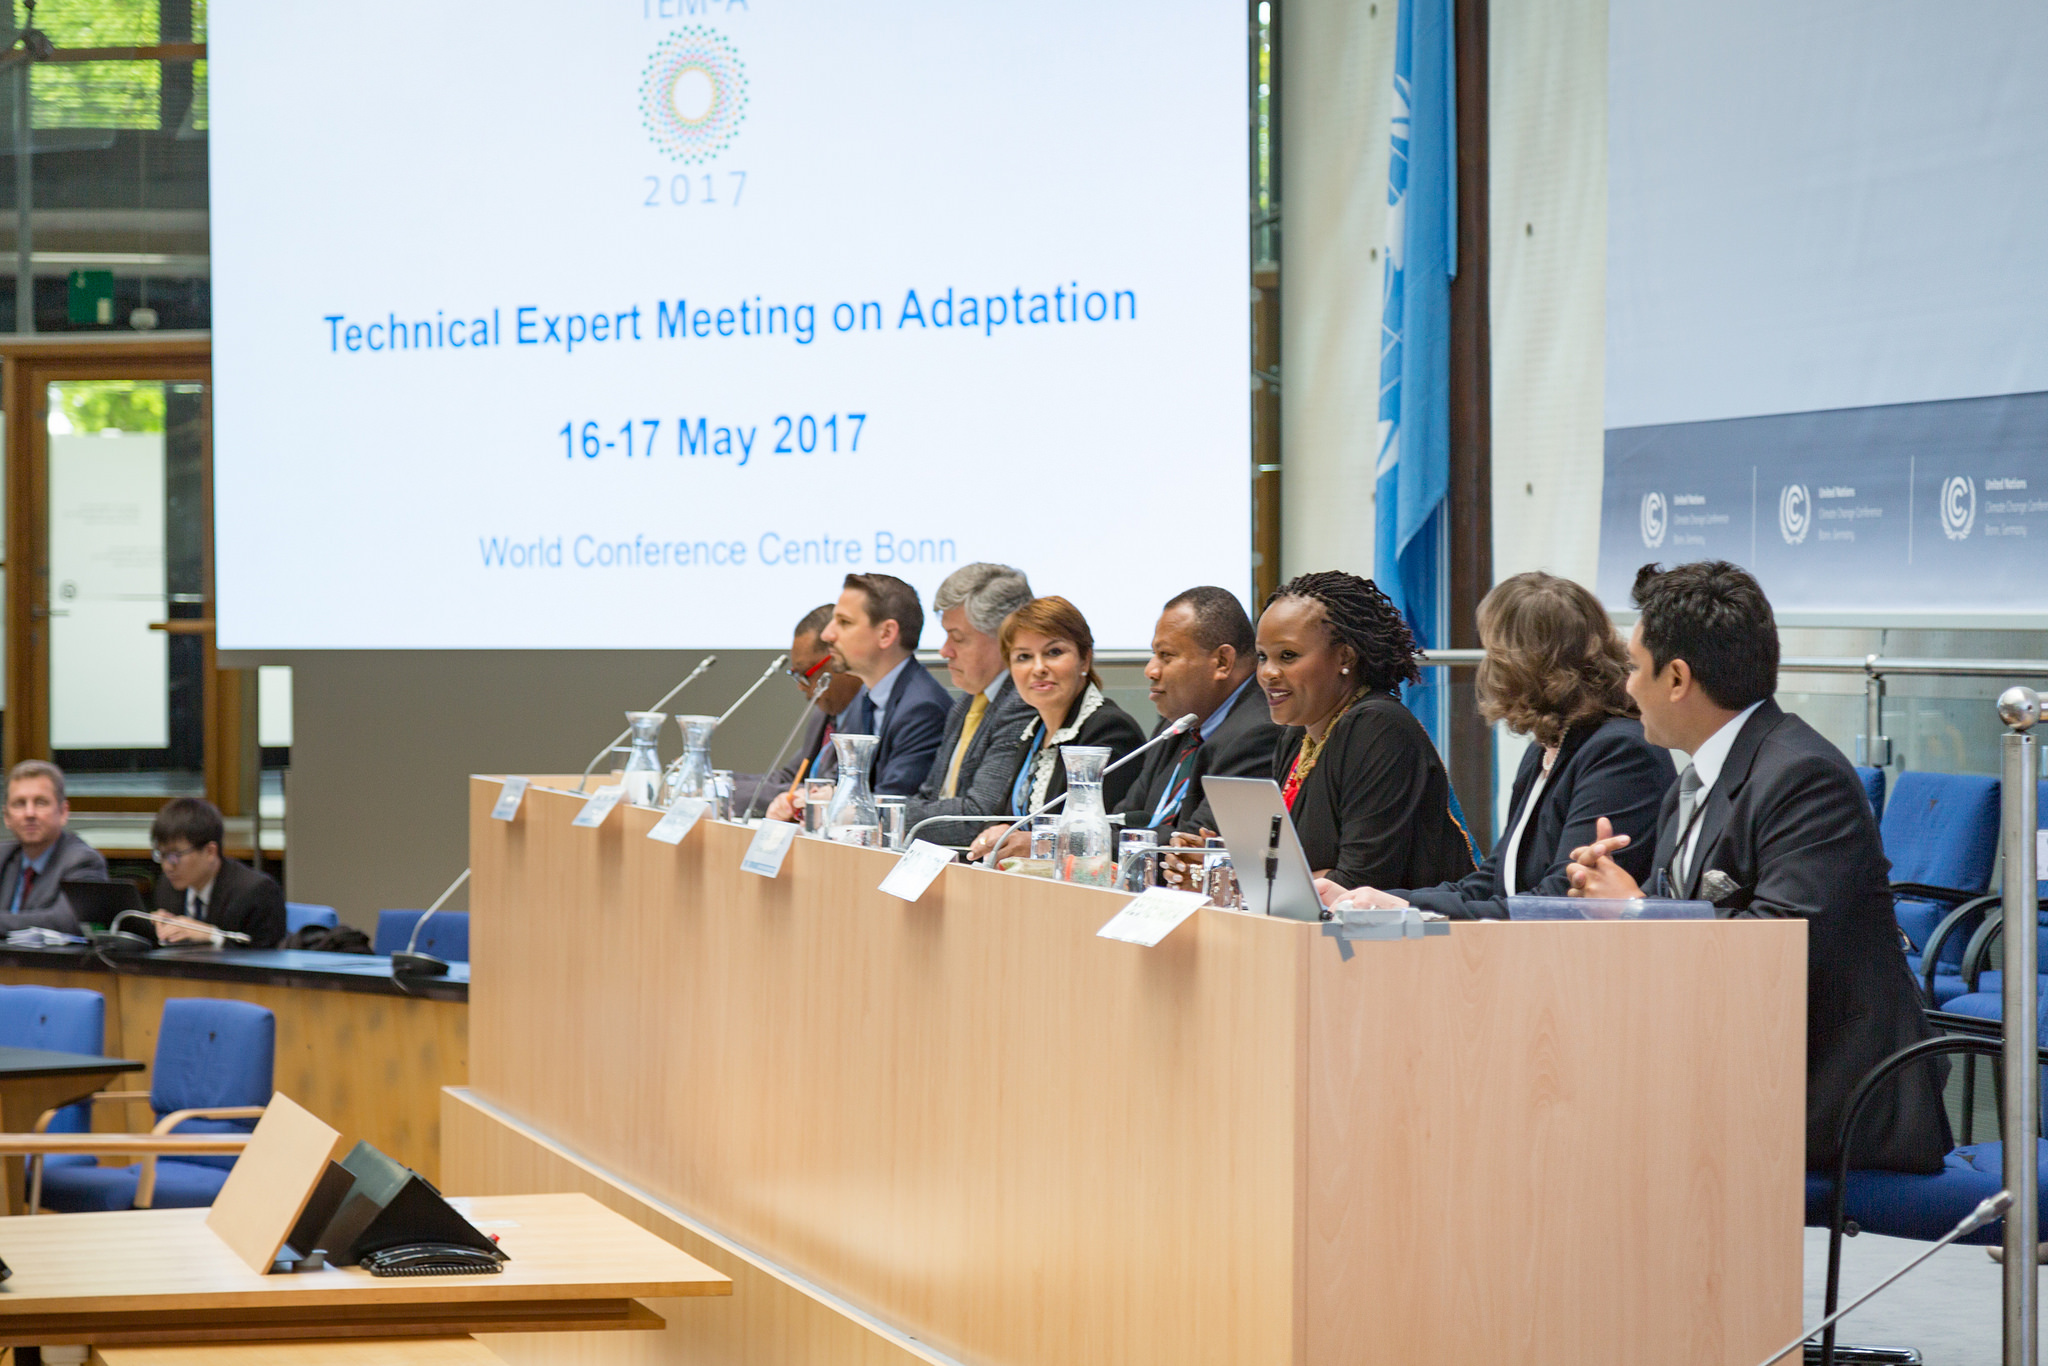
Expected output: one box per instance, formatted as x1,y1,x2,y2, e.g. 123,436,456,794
1940,475,1975,541
1778,483,1810,545
640,27,749,165
1639,491,1667,549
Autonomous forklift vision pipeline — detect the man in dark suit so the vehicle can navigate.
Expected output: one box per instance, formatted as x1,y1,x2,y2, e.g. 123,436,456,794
148,797,287,949
748,603,867,820
1122,587,1282,837
904,564,1037,839
819,572,951,795
1568,560,1949,1174
0,759,108,933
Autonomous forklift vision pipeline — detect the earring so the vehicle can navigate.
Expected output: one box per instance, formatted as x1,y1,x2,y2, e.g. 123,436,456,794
1341,668,1349,675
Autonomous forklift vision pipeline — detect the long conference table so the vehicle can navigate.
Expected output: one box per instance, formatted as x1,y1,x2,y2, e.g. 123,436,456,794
452,776,1807,1366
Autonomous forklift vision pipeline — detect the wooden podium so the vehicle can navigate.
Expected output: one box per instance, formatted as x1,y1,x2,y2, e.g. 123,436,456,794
450,776,1807,1366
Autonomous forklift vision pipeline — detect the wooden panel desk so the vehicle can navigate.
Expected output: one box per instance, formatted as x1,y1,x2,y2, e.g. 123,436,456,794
0,1192,729,1346
0,947,464,1182
451,777,1808,1366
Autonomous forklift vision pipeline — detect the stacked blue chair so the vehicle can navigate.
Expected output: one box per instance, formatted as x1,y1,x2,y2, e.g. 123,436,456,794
1933,778,2048,1028
374,909,469,962
1854,764,1887,820
1876,771,2000,1005
0,985,106,1199
35,997,274,1213
285,902,340,933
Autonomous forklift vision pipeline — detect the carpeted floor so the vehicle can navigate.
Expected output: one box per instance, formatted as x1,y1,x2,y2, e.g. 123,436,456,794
1805,1225,2038,1364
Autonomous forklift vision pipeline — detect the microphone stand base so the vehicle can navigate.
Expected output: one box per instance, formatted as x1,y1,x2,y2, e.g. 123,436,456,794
1801,1345,1921,1365
391,950,451,977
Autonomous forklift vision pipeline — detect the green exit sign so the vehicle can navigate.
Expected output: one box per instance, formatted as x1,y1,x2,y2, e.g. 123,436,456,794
66,270,114,325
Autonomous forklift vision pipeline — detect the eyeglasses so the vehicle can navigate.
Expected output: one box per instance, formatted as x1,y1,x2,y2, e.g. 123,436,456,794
784,657,831,688
152,846,201,866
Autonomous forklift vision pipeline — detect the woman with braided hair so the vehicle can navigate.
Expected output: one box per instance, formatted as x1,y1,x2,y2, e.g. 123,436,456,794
1248,570,1473,891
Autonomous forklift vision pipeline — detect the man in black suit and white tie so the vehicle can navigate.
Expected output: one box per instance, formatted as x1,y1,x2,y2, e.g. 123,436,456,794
1567,560,1949,1175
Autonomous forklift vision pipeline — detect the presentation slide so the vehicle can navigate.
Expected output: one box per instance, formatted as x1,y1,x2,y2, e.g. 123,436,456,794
209,1,1248,650
1599,0,2048,620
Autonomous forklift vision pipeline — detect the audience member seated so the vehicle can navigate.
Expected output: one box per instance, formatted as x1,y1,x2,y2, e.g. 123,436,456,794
1566,559,1948,1175
1118,586,1282,838
748,603,866,821
965,596,1146,861
1183,571,1471,892
903,563,1038,841
819,572,953,795
148,798,287,949
1320,571,1674,918
0,759,108,934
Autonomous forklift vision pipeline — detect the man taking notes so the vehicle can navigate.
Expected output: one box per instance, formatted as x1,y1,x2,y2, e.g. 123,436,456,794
818,572,952,796
1121,587,1281,837
1566,560,1948,1174
0,759,108,934
747,603,866,819
149,797,287,949
903,563,1037,838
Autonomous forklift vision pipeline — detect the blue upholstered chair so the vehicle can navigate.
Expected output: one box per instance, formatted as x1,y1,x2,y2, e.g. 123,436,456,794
1854,765,1887,820
29,997,274,1213
1805,1030,2048,1366
285,902,340,933
1923,779,2048,1018
1876,772,2000,1003
374,909,469,962
0,985,107,1198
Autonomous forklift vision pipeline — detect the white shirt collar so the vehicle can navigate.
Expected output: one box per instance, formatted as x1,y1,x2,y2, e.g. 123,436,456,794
1686,700,1765,797
189,871,219,912
981,675,1005,705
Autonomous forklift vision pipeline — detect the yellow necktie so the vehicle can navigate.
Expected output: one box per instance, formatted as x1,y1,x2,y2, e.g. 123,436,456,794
942,693,990,797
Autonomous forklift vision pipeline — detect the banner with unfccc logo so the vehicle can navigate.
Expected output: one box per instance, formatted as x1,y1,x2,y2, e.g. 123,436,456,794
1598,390,2048,618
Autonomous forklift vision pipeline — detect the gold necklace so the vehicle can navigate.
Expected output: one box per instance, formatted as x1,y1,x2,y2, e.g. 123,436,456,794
1293,688,1368,787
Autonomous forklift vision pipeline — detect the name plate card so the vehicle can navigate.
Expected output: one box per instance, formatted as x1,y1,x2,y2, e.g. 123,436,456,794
878,839,957,902
1096,888,1208,948
490,776,530,821
648,798,712,846
741,820,801,878
571,784,626,829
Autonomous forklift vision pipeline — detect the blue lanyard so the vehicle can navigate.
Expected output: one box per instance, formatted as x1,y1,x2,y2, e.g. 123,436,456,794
1149,745,1199,827
1010,725,1048,813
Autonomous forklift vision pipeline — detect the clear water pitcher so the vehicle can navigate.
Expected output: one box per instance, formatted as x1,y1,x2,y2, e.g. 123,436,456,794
663,714,720,805
621,711,667,807
1054,745,1115,886
823,733,881,846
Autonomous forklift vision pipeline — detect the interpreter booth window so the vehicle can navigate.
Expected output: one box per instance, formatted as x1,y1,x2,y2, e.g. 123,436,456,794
45,378,208,798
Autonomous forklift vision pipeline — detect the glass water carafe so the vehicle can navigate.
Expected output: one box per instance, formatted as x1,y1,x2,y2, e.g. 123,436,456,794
621,711,667,807
1054,746,1115,886
822,733,881,845
662,714,720,805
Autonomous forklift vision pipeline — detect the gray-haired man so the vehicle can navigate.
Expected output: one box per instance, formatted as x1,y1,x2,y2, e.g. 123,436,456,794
904,563,1037,838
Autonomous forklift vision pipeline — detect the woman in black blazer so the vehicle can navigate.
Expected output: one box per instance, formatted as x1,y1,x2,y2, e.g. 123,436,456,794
1253,572,1473,891
1326,571,1675,918
964,595,1145,860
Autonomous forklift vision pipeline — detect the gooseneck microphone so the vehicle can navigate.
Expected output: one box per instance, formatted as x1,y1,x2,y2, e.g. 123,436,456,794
977,713,1202,868
578,654,718,792
744,690,826,820
392,867,472,978
717,654,789,727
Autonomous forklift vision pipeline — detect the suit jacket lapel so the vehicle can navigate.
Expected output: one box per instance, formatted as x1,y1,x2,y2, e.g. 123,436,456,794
1682,700,1781,897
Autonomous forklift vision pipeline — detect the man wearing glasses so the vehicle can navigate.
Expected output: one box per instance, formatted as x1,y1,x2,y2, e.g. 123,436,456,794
742,603,864,821
148,797,286,948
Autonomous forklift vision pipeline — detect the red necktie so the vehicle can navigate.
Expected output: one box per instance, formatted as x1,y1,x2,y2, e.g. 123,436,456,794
18,865,35,906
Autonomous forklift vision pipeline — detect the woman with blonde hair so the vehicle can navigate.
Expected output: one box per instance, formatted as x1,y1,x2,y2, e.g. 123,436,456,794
1323,570,1674,918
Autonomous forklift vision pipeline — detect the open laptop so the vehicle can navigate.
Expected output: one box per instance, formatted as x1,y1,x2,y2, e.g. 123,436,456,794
59,878,150,931
1198,776,1325,922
